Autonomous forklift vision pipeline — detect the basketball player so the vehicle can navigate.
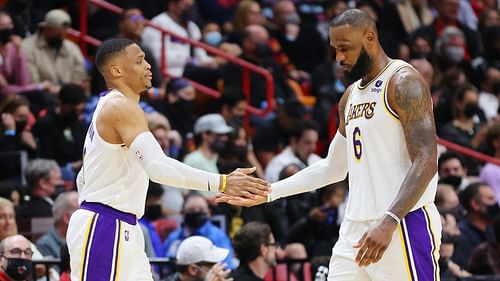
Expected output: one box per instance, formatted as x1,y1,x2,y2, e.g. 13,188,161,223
66,38,270,281
218,9,441,281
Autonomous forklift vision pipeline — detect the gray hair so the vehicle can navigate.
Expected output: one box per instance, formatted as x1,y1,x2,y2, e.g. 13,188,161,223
435,26,465,55
52,191,78,224
24,159,59,189
0,197,14,211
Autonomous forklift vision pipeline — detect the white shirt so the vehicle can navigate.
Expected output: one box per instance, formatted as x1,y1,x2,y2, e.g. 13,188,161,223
265,146,322,183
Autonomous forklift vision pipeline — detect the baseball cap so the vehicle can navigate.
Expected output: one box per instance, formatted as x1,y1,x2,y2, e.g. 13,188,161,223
39,9,72,28
194,114,233,134
176,236,229,265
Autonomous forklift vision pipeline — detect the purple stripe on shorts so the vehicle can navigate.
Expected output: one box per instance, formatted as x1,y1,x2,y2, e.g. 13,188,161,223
85,215,118,281
404,207,436,281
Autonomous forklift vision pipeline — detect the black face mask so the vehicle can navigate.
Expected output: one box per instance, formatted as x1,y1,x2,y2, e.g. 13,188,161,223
184,211,208,229
254,43,272,58
0,28,13,44
61,111,78,124
144,204,163,221
210,138,226,153
463,103,479,118
47,37,63,50
181,7,196,23
3,257,32,281
439,175,462,190
483,203,500,220
174,99,195,113
15,120,27,134
228,116,244,128
345,47,373,85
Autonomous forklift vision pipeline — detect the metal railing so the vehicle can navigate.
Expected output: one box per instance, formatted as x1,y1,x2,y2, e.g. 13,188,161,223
76,0,275,116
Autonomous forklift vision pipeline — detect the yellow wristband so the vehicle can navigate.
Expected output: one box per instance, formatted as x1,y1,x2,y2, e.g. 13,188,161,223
219,174,227,193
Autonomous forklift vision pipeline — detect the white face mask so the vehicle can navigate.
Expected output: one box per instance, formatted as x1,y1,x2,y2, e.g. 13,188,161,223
445,46,464,64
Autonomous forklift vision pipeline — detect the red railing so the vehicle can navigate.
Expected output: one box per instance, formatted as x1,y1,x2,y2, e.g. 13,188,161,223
437,138,500,166
77,0,274,116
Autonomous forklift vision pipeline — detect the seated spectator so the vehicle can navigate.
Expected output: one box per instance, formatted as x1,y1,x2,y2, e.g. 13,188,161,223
16,159,62,218
396,0,433,34
265,120,321,183
478,67,500,121
32,84,88,186
435,183,462,218
163,192,235,268
468,215,500,275
438,151,477,190
35,191,78,261
216,87,248,129
227,0,265,45
0,11,52,98
439,232,471,280
453,182,498,268
0,198,17,241
0,95,36,182
410,58,434,88
264,243,310,281
164,236,232,281
0,235,34,281
139,181,164,259
21,9,87,92
480,122,500,203
0,182,23,208
231,222,276,281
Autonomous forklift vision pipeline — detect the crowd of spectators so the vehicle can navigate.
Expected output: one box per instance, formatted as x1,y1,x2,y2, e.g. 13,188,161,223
0,0,499,280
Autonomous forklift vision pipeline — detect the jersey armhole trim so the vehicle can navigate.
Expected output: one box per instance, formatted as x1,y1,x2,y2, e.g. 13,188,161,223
383,64,408,121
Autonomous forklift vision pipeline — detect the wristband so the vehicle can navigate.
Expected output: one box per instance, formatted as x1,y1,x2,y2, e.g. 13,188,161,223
218,174,227,193
4,129,15,136
384,211,401,224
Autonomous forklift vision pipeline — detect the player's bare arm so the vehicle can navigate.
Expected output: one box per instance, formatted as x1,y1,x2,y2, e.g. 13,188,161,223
216,85,353,207
354,67,437,267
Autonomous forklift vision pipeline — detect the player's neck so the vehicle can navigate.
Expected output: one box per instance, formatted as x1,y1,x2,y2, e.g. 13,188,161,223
108,82,141,102
361,53,390,87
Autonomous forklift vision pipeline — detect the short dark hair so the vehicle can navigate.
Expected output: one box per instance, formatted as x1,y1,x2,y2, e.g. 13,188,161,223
329,8,375,30
233,222,272,263
59,83,86,105
220,87,245,109
459,182,488,212
438,152,466,172
289,120,319,140
95,38,135,74
453,83,478,103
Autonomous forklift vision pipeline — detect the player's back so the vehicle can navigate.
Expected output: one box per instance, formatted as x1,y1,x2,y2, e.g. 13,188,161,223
344,59,437,221
79,89,148,217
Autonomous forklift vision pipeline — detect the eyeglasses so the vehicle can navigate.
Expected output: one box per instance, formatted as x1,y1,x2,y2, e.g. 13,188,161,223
4,248,33,258
127,15,145,22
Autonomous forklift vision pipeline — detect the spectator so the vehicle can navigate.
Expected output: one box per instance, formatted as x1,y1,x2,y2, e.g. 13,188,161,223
231,222,276,281
164,236,232,281
0,11,52,98
163,192,235,269
184,114,233,174
0,95,36,181
201,21,223,47
0,198,17,241
478,67,500,121
468,215,500,275
453,182,498,267
16,159,62,218
252,97,306,168
478,8,500,36
396,0,433,34
35,191,78,261
480,121,500,202
435,183,462,217
0,182,23,208
228,0,265,45
216,87,248,129
21,9,87,92
438,152,477,191
481,26,500,69
139,181,164,259
32,84,88,186
0,235,33,281
439,232,471,280
410,58,434,88
265,120,321,183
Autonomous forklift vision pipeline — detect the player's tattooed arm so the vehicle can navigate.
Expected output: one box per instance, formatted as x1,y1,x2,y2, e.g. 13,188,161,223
387,67,438,220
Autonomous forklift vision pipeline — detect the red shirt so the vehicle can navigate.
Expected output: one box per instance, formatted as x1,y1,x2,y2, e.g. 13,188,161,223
0,271,13,281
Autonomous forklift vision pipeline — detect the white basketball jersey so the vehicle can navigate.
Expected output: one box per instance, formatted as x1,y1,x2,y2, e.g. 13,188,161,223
344,59,438,221
79,90,149,218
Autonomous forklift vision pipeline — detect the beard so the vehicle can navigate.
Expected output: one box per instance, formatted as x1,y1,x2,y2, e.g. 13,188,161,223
344,47,373,85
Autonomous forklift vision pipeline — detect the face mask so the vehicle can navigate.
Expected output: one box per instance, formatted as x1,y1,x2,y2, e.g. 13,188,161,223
174,99,195,113
210,138,226,153
254,43,272,58
204,31,222,46
61,111,78,124
463,103,479,118
144,205,162,221
3,258,32,281
232,145,247,160
184,211,208,229
439,175,462,190
47,37,63,50
228,116,243,128
483,203,500,220
0,28,13,44
445,46,464,64
181,7,196,23
15,120,27,134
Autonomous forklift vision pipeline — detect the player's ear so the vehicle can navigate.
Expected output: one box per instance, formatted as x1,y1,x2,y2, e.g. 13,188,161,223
365,30,375,48
109,64,123,78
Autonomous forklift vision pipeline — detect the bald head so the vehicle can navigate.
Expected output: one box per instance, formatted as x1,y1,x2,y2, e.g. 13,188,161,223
245,24,269,43
0,235,31,256
329,9,376,32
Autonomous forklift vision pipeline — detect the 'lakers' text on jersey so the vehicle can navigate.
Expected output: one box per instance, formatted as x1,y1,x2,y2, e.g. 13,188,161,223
343,59,438,221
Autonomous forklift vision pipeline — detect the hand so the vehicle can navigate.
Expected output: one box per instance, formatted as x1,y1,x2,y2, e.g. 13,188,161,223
21,131,37,149
353,217,398,267
205,263,233,281
215,193,268,207
225,167,270,198
308,207,326,223
40,80,52,91
10,35,22,51
1,113,15,130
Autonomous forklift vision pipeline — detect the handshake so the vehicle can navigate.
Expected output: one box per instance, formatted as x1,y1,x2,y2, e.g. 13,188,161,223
215,167,271,207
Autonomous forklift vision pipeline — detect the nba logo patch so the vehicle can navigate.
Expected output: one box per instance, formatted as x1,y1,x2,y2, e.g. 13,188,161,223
124,230,129,241
375,80,383,87
135,150,143,160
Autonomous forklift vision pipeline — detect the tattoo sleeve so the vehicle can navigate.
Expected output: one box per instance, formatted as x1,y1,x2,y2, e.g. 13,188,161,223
388,69,438,219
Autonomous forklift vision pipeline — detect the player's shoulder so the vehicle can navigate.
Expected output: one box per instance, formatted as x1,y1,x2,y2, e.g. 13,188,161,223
100,93,143,119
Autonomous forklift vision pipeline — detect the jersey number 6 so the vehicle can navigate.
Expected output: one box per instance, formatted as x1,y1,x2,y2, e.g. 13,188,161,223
353,127,362,161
